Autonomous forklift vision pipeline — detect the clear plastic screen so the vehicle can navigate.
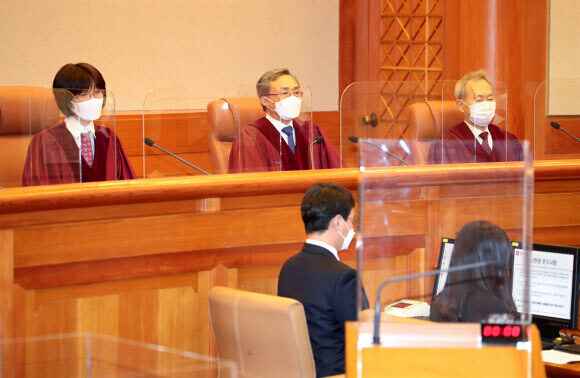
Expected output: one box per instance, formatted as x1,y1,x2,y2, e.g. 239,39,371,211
432,80,516,164
533,78,580,160
340,80,444,168
0,87,59,188
16,88,126,186
142,88,216,178
0,333,237,377
354,139,533,376
231,82,313,173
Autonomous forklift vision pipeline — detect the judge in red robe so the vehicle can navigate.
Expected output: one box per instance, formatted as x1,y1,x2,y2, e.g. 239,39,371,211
428,70,523,164
428,122,523,164
229,68,341,173
22,62,136,186
22,120,136,186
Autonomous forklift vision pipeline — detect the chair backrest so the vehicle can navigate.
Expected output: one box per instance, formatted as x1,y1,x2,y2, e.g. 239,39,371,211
0,86,60,187
407,101,465,164
208,286,315,378
207,97,264,174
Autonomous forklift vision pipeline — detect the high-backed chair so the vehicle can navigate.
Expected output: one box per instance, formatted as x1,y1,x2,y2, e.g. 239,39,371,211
0,86,60,188
207,97,264,174
208,286,316,378
408,101,464,164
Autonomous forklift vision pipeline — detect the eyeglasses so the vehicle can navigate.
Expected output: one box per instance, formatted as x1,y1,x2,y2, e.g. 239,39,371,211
265,90,303,100
74,90,105,102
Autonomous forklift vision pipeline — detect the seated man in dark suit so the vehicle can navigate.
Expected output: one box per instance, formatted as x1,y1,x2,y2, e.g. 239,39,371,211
228,68,341,173
428,70,523,164
278,183,369,377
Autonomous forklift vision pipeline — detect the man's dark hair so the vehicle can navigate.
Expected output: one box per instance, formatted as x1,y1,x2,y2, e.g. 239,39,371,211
52,63,107,117
301,183,355,233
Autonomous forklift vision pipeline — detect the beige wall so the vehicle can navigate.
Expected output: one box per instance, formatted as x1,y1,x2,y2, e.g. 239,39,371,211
0,0,339,111
548,0,580,115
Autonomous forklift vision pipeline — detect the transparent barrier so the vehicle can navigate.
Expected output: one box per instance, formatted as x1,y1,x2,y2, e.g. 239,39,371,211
229,82,341,173
0,86,60,188
354,140,533,375
229,82,321,173
1,333,236,377
142,88,216,178
0,87,134,188
340,81,442,168
534,78,580,160
433,80,520,164
340,80,522,168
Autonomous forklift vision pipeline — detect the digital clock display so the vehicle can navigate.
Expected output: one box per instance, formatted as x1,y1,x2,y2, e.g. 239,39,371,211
481,324,529,345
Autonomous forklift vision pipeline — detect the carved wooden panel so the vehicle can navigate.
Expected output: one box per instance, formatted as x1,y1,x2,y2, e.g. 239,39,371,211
379,0,444,157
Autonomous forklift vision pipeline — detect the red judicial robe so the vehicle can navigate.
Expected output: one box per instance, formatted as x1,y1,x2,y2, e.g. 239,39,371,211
22,122,136,186
228,117,342,173
428,122,523,164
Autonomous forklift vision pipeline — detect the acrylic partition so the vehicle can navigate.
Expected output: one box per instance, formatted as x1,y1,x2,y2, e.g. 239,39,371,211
0,86,58,188
0,87,122,188
432,80,515,164
142,88,216,178
229,82,314,173
353,140,533,376
0,333,237,377
339,80,445,168
534,78,580,160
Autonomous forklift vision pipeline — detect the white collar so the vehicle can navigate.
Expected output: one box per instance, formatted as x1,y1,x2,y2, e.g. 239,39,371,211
306,239,339,261
266,113,293,134
65,116,96,141
464,120,489,139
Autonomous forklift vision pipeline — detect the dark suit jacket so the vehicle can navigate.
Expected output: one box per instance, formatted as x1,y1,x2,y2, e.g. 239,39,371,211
277,243,369,377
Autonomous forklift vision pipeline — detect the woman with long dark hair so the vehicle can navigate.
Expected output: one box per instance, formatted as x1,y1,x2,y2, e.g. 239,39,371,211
430,220,517,322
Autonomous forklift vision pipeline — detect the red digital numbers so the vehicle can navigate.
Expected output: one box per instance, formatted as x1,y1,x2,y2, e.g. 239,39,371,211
483,324,523,339
483,325,492,337
503,326,512,337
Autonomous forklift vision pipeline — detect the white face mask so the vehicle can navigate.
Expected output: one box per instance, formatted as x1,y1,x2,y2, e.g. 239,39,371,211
266,95,302,121
70,98,104,121
466,101,496,127
337,216,355,251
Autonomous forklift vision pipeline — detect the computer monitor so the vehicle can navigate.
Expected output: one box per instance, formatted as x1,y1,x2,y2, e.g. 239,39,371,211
433,237,580,339
432,237,456,303
511,242,580,340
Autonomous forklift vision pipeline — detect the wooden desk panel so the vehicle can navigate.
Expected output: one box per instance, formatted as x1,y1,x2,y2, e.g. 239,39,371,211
0,161,579,365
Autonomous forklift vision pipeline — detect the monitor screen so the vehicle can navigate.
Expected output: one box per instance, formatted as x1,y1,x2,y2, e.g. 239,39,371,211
432,238,455,303
433,237,580,332
511,242,580,330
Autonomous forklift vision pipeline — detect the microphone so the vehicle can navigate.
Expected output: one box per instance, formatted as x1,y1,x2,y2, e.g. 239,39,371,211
310,136,324,170
348,136,410,166
143,138,211,175
372,260,503,345
550,122,580,143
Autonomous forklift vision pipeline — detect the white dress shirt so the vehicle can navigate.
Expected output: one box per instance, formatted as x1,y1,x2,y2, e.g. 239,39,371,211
306,239,340,261
465,121,493,151
64,116,95,154
266,114,295,148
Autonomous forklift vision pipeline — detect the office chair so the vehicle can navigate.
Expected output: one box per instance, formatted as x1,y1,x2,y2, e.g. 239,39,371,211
207,97,264,174
208,286,316,378
407,101,464,164
0,86,60,187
